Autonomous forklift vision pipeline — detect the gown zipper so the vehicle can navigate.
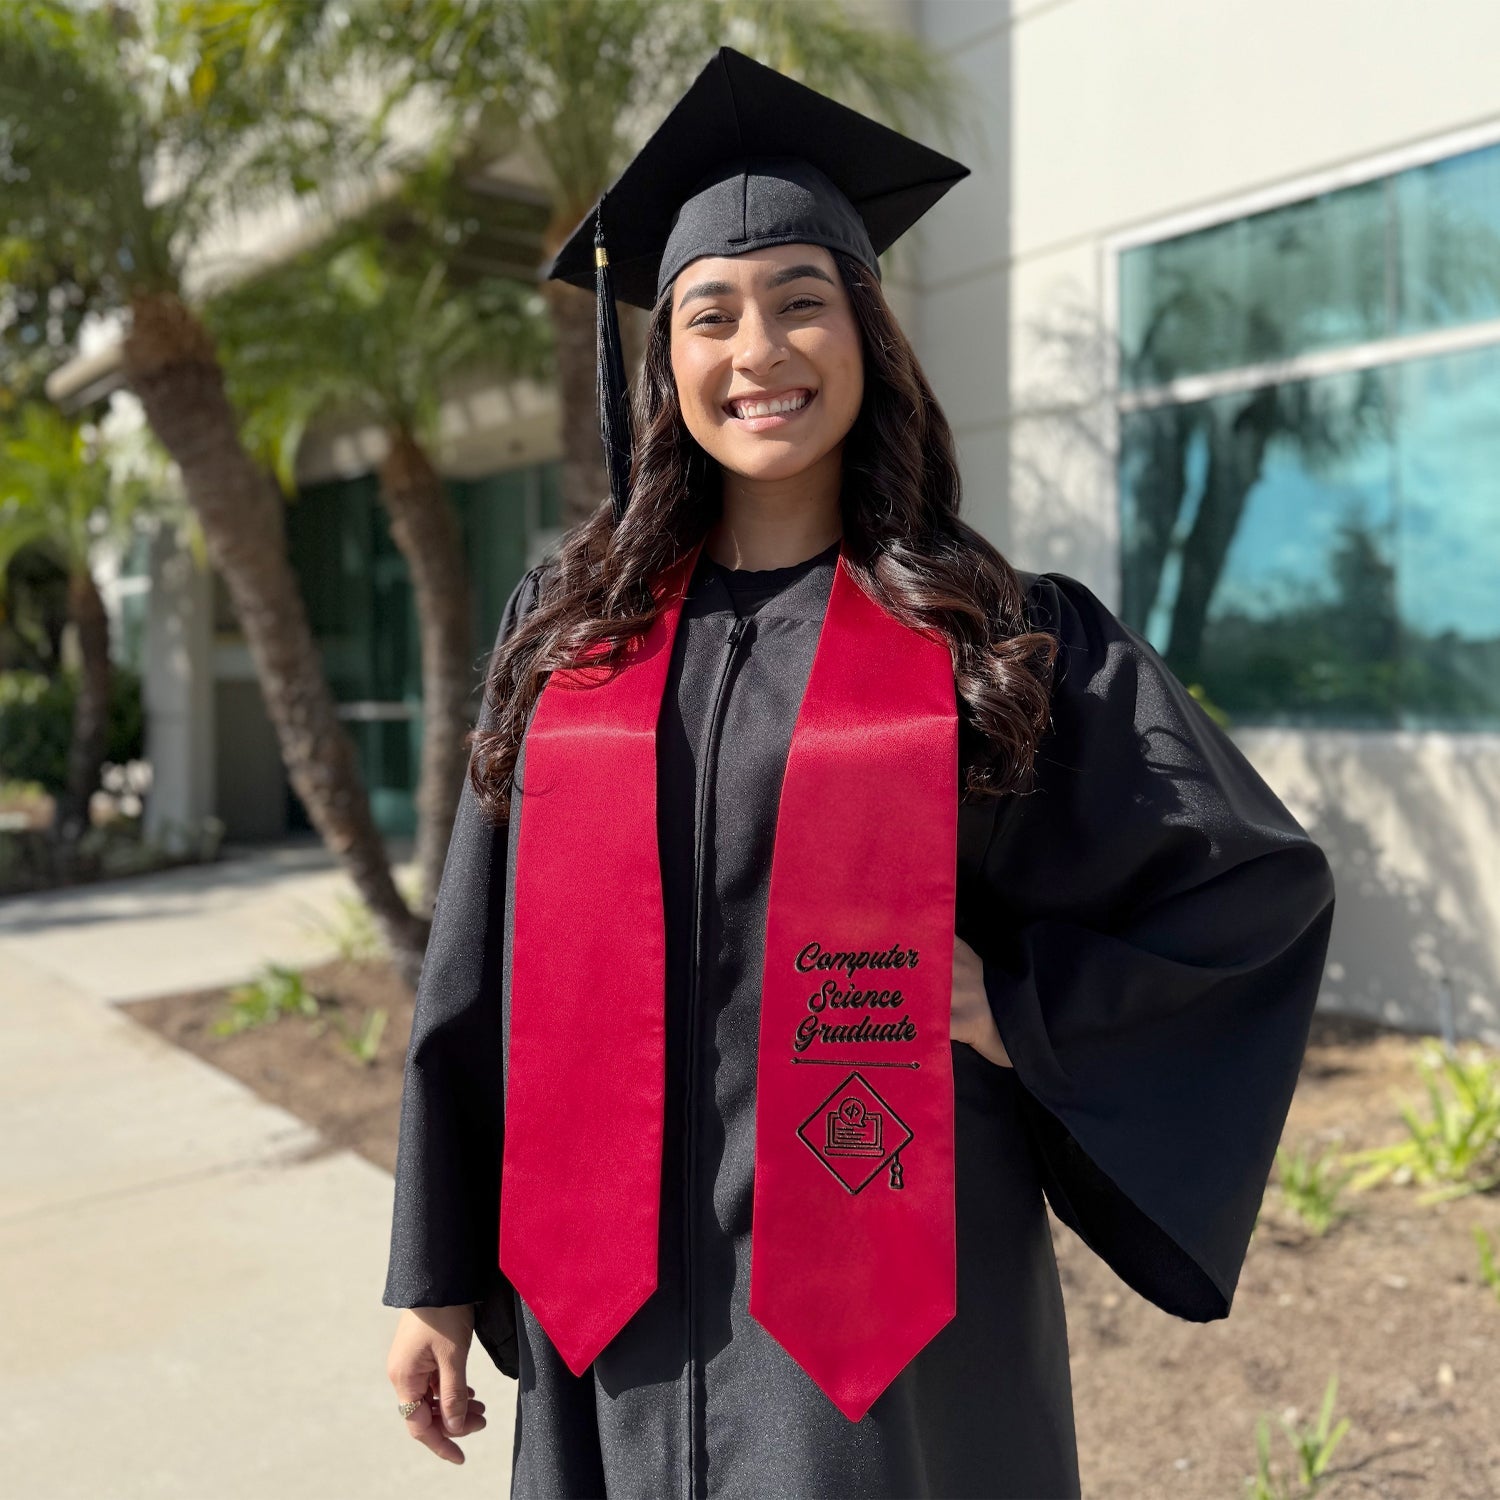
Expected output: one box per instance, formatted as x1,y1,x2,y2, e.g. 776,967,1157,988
685,612,752,1500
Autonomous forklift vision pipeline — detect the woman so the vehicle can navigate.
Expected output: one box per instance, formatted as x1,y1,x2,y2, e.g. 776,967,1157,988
384,48,1336,1500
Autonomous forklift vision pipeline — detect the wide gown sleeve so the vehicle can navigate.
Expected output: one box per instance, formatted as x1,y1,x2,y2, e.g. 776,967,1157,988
381,562,546,1379
978,570,1336,1321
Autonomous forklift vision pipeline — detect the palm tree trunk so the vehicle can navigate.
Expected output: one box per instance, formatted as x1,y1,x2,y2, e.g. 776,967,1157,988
122,289,429,987
53,565,111,846
1166,387,1277,682
377,427,474,915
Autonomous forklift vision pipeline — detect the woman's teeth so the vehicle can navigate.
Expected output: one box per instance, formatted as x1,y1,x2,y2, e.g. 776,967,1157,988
729,392,811,418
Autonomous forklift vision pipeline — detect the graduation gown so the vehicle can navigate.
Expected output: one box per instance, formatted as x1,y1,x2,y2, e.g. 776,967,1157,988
383,540,1337,1500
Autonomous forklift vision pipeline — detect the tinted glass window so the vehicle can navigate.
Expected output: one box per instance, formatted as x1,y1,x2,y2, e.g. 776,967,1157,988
1119,143,1500,729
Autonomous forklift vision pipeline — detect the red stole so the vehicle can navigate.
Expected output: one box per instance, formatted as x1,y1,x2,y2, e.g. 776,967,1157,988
500,537,957,1421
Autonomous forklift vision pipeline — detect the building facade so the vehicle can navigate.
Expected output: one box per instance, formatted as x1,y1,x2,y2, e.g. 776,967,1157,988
910,0,1500,1041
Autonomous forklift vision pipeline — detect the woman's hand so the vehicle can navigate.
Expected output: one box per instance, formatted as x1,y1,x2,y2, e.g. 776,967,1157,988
951,933,1013,1068
387,1304,489,1464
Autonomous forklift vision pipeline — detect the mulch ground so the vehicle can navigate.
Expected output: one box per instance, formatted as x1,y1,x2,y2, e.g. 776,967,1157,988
121,961,1500,1499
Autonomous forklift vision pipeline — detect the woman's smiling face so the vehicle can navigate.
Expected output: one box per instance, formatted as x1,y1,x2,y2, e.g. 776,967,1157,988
669,242,864,486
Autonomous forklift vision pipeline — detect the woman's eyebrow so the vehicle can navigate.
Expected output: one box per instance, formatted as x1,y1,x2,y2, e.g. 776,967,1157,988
677,263,836,309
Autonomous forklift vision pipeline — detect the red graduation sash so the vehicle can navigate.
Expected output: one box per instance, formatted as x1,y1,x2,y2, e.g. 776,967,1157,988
500,537,957,1421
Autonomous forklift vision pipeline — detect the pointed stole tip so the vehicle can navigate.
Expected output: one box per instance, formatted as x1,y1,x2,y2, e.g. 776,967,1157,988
502,1256,661,1378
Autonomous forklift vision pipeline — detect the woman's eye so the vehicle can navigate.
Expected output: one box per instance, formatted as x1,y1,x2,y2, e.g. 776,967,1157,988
689,297,823,329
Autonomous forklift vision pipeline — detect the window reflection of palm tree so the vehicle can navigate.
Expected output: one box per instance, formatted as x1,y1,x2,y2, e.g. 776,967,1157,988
1119,187,1500,711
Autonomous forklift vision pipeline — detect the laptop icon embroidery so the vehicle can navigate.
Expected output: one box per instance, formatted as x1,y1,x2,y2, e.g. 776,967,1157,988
826,1097,884,1156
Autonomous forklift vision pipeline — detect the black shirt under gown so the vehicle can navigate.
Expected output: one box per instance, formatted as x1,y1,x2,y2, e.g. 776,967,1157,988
383,539,1337,1499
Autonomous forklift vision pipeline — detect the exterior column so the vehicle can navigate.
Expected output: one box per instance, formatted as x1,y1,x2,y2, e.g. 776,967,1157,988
142,527,216,854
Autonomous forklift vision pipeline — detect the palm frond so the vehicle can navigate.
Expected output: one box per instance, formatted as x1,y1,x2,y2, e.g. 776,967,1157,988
0,3,165,292
343,0,973,227
0,402,153,574
206,211,553,483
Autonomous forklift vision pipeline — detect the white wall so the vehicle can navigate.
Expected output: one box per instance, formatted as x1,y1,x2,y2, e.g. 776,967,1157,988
910,1,1014,550
1240,728,1500,1042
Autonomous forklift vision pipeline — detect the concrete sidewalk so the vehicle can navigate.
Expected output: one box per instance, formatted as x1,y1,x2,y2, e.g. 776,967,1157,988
0,840,518,1499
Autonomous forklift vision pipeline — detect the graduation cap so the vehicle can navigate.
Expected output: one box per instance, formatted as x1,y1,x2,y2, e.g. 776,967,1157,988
541,45,971,523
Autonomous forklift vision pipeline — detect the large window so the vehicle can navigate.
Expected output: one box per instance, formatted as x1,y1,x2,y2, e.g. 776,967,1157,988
1118,141,1500,730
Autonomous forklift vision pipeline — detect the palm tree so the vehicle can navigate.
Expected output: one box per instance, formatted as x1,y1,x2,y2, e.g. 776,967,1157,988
339,0,971,527
0,2,431,979
207,229,553,910
0,404,152,848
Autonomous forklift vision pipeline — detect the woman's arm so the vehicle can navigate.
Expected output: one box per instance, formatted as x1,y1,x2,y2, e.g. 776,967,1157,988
382,564,547,1458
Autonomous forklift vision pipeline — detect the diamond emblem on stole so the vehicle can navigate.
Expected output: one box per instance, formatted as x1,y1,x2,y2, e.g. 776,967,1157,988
796,1071,914,1194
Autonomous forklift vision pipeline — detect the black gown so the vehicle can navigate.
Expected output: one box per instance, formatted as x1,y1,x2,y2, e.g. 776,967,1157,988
383,539,1337,1500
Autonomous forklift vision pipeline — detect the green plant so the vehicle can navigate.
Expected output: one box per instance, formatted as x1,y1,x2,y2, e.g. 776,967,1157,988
1341,1042,1500,1203
1247,1421,1295,1500
0,670,70,788
212,964,322,1036
1245,1374,1351,1498
331,1006,388,1066
0,666,143,791
1273,1140,1356,1235
1475,1226,1500,1305
313,866,427,962
319,890,386,962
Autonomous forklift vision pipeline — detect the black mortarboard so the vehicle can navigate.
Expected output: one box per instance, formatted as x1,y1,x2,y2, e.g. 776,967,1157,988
541,45,970,523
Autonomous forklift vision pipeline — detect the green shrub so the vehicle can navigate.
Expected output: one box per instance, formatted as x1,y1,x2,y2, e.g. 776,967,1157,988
1272,1140,1357,1235
1341,1042,1500,1203
0,665,144,790
212,964,322,1036
106,664,145,764
0,672,70,788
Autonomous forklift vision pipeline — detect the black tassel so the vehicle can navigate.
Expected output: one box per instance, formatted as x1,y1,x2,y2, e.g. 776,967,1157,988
594,195,634,525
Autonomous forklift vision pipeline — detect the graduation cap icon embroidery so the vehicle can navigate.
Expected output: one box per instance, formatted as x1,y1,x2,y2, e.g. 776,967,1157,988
798,1072,914,1195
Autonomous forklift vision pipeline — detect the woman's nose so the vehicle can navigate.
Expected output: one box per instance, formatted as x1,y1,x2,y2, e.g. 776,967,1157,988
731,305,788,374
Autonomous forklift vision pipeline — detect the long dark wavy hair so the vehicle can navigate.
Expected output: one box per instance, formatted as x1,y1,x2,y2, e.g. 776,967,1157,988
469,249,1058,827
